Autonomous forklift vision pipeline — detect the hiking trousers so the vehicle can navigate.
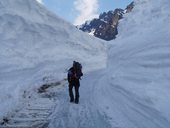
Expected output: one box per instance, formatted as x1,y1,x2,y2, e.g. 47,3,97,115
69,83,80,102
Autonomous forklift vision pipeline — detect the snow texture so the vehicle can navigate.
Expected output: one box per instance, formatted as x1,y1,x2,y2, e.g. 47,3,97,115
106,0,170,127
0,0,106,119
1,0,170,128
49,0,170,128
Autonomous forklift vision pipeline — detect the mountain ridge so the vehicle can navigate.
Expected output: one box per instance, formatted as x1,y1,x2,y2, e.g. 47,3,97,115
77,2,134,41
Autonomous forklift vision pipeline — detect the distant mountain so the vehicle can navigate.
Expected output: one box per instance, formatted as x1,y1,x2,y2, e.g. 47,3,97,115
77,2,134,41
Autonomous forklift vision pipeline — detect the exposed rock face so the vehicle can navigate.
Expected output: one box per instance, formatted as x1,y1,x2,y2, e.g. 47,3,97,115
125,2,134,13
77,2,134,41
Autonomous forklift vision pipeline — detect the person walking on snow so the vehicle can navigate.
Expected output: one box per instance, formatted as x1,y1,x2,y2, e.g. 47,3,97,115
67,61,83,104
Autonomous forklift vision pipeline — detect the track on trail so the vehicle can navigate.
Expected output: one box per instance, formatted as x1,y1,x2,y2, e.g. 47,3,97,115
0,80,66,128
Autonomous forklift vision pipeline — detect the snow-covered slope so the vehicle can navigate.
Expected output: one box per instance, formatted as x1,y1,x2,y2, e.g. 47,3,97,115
0,0,106,118
2,0,169,127
105,0,170,127
48,1,170,128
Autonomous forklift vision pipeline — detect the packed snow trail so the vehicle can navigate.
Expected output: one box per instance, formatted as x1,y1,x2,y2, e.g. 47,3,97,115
49,70,170,128
48,70,111,128
0,80,66,128
1,70,170,128
0,0,106,118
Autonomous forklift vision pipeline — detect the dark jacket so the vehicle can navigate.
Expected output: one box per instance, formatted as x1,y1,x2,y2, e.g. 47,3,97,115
67,67,80,86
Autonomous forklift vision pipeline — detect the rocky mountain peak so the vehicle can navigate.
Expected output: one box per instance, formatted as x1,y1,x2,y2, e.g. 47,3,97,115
77,2,134,41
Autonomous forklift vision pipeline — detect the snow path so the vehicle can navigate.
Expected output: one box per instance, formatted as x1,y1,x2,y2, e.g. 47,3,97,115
48,70,111,128
1,69,170,128
0,80,66,128
49,69,170,128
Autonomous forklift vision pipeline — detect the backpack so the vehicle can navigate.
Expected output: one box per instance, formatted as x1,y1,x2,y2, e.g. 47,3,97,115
73,61,83,79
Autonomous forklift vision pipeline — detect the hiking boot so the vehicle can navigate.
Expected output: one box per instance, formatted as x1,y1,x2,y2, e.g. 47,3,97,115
75,99,79,104
70,99,74,102
75,101,79,104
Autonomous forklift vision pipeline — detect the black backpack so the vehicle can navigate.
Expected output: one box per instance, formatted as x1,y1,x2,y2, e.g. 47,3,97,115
73,61,83,79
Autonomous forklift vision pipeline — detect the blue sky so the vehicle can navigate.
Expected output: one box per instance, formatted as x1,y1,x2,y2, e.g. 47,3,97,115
40,0,132,25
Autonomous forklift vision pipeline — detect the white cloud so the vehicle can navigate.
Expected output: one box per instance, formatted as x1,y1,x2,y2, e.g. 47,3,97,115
74,0,99,25
36,0,43,4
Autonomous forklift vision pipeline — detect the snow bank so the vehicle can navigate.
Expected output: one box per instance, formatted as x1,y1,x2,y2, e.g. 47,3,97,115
0,0,106,118
106,0,170,127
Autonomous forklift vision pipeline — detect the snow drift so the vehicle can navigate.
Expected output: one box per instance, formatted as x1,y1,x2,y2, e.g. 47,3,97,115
101,0,170,127
0,0,106,118
48,1,170,128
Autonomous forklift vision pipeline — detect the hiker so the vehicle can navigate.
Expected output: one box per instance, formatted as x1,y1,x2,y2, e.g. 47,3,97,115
67,61,83,104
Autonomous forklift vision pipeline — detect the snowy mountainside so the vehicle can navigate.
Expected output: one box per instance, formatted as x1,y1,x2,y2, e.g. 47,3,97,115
104,0,170,127
0,0,106,118
77,9,124,41
48,0,170,127
46,0,170,127
77,2,134,41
